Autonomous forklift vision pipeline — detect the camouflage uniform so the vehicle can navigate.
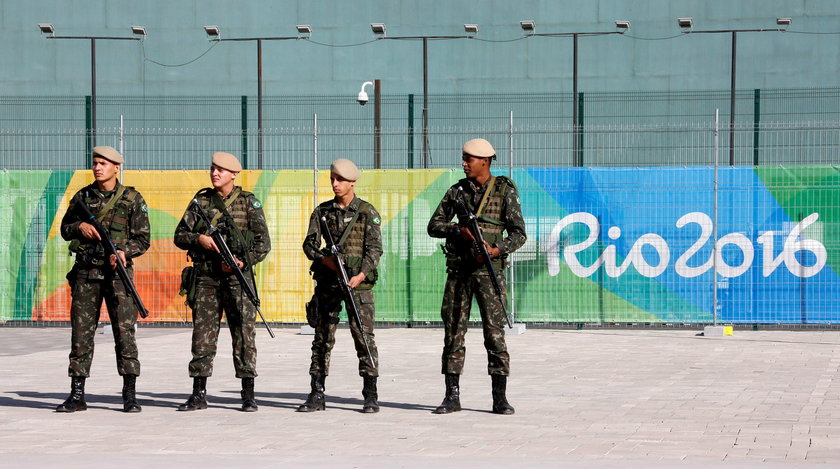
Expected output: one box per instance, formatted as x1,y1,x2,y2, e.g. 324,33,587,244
427,175,526,376
302,196,382,377
60,182,150,378
174,186,271,378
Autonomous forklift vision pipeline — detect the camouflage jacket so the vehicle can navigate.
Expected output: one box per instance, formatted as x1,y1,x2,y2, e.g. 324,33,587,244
60,182,151,275
303,196,383,289
427,175,526,271
174,186,271,271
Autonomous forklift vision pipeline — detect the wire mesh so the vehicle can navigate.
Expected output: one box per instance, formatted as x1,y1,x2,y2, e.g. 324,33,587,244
2,92,840,326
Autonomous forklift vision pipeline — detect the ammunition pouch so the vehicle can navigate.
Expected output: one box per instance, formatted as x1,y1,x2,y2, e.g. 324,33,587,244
179,266,198,309
66,263,79,290
305,294,320,328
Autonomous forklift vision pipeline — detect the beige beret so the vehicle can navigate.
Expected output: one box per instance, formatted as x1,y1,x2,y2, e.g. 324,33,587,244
212,152,242,172
462,138,496,158
92,146,124,164
330,158,361,181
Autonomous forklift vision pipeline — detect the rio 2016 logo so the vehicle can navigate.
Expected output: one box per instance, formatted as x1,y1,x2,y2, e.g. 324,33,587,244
547,212,827,279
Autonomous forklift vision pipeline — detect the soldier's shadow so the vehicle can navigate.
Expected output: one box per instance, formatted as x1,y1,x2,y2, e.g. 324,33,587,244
8,391,123,411
238,391,437,412
139,391,262,410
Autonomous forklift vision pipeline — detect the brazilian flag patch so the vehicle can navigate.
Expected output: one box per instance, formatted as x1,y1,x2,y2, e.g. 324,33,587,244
371,215,381,225
252,200,262,209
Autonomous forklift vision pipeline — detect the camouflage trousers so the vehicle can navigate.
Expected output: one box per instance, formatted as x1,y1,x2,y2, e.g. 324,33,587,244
440,269,510,376
68,272,140,377
308,281,379,377
188,273,257,378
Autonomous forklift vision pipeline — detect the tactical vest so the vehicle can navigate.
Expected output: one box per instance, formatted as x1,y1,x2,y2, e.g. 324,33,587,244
445,176,513,271
70,184,139,266
315,200,378,288
474,176,511,248
190,187,255,265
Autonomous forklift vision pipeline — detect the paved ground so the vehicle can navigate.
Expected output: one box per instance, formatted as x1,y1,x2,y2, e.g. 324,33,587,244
2,325,840,468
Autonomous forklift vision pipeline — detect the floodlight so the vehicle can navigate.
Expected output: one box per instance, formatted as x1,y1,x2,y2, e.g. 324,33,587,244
464,24,479,34
776,17,792,26
520,20,536,32
370,23,386,35
296,24,312,35
677,17,693,29
38,23,55,35
204,25,220,39
130,26,146,36
615,20,631,30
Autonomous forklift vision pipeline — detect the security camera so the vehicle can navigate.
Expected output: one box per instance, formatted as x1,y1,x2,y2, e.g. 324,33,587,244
357,81,373,105
357,91,369,105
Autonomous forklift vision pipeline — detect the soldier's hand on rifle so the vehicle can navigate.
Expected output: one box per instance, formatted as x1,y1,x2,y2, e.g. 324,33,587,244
221,255,244,273
109,250,127,270
475,242,500,264
348,272,366,288
321,255,339,273
78,222,101,241
198,234,220,253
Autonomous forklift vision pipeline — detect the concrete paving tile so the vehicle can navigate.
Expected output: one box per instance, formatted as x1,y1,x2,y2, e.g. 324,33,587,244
4,327,840,467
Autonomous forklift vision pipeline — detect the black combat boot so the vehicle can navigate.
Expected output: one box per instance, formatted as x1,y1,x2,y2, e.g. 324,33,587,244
56,376,87,413
362,376,379,413
122,374,141,413
491,374,515,415
177,377,208,411
240,377,258,412
433,373,461,414
296,373,326,412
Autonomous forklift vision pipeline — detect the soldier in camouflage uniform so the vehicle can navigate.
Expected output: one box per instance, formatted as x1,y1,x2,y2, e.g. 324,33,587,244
298,158,383,413
427,138,527,415
173,152,271,412
58,145,151,413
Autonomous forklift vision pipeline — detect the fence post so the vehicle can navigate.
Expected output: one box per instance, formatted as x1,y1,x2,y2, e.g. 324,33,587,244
313,113,318,210
753,89,760,167
405,94,415,324
407,94,415,169
713,109,720,326
508,110,516,324
241,96,249,169
577,92,585,167
85,95,93,165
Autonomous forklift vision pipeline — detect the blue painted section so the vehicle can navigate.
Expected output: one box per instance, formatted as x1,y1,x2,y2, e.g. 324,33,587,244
523,166,840,323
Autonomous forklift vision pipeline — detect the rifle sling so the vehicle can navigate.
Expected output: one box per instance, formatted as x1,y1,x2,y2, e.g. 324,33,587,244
318,203,365,249
209,187,241,227
337,209,363,247
474,176,496,218
93,184,127,222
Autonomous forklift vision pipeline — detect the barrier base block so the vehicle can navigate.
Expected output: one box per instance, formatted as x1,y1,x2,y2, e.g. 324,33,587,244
703,325,733,337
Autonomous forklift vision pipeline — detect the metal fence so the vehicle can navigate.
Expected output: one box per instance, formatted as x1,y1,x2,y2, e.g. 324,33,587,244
2,90,840,327
3,120,840,171
4,88,840,169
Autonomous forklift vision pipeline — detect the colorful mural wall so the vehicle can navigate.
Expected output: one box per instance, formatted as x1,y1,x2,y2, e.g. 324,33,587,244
1,166,837,325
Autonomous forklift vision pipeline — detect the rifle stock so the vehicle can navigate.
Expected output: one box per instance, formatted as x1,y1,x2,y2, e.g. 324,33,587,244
319,215,376,368
190,199,275,339
454,186,513,328
75,198,149,319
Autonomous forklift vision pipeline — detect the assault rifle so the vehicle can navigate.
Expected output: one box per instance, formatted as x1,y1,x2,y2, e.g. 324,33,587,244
190,199,275,339
319,215,376,368
76,198,149,319
454,186,513,328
